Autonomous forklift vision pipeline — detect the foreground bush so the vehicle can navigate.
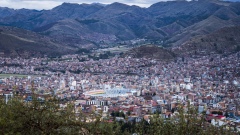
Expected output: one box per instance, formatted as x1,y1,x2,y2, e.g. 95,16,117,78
0,97,236,135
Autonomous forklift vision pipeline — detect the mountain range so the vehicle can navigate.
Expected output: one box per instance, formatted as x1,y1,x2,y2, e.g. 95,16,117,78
0,26,74,57
174,26,240,56
0,0,240,57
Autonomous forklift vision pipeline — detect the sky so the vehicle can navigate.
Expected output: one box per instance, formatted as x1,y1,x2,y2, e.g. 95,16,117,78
0,0,174,10
0,0,239,10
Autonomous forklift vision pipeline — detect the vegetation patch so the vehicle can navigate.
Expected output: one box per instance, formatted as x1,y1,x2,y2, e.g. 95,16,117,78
75,19,100,25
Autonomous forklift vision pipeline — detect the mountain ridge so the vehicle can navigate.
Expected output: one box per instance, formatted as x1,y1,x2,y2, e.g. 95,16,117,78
173,26,240,56
0,26,75,57
0,0,240,57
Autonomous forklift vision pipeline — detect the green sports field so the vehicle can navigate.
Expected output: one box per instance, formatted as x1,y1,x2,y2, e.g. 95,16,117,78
0,74,28,78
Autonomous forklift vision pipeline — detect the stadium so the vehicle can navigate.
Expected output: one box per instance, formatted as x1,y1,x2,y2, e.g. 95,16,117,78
84,86,133,97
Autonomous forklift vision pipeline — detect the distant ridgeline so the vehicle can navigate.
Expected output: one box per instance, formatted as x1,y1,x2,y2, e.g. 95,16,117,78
0,0,240,57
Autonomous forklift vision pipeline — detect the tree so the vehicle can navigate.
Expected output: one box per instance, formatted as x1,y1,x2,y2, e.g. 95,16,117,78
0,96,236,135
127,111,131,116
116,111,120,117
224,111,229,118
217,111,223,115
119,111,125,118
171,108,175,113
111,111,115,117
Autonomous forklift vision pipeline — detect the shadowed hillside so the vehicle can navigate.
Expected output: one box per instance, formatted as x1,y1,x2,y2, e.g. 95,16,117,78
0,0,240,55
0,27,75,57
173,26,240,56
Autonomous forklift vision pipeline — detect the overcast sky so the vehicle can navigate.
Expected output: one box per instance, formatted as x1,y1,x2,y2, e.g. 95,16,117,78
0,0,175,10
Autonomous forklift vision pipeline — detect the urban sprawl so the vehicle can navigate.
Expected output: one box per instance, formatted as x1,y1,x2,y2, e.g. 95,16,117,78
0,52,240,131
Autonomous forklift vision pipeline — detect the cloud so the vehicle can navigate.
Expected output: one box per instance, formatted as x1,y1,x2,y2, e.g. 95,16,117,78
0,0,62,9
0,0,172,10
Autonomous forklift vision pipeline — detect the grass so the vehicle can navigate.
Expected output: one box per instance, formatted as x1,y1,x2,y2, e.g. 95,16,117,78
0,74,29,78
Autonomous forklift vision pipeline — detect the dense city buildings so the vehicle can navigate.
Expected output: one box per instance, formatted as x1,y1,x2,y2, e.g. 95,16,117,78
0,51,240,131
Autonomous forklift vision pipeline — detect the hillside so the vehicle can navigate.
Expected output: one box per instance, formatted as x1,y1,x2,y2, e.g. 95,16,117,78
0,26,75,57
166,2,240,47
0,0,240,55
123,45,176,61
173,26,240,56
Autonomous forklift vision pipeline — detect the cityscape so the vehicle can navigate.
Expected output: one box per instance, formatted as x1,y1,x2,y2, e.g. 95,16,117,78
1,51,240,131
0,0,240,134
